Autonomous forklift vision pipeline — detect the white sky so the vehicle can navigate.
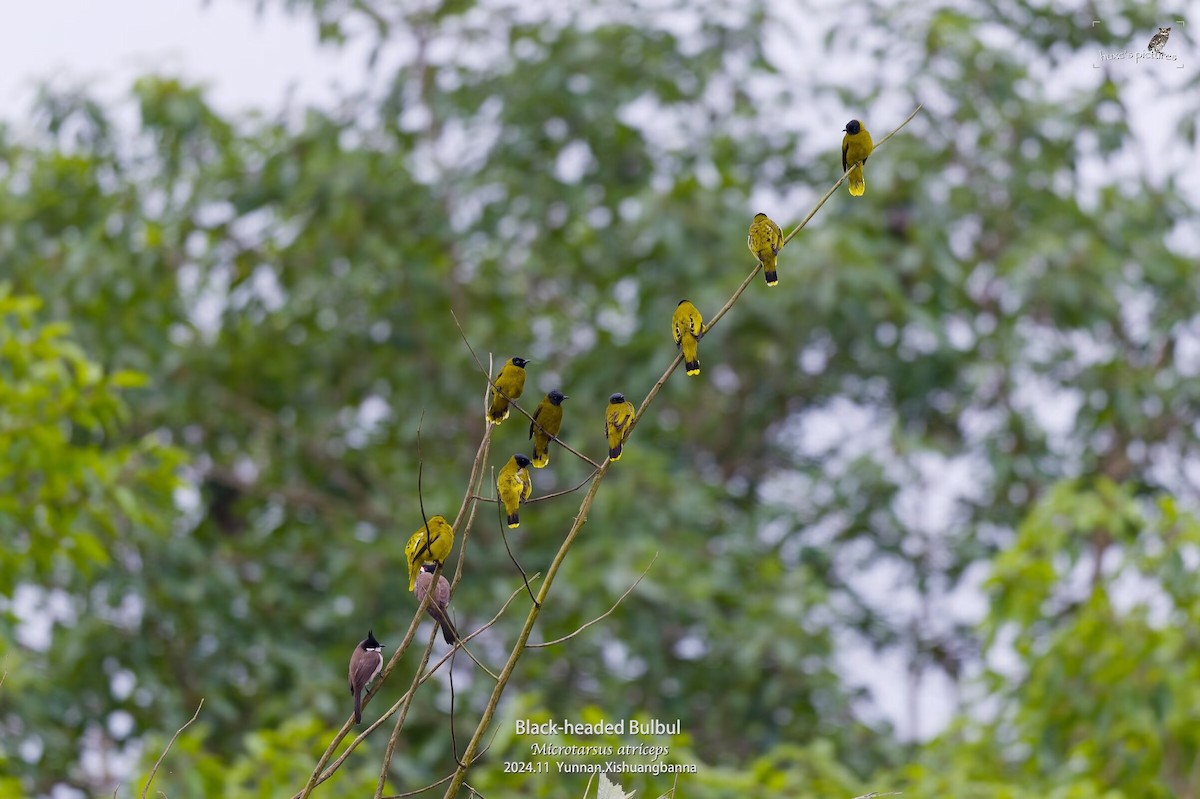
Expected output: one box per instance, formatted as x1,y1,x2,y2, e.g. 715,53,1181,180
0,0,364,120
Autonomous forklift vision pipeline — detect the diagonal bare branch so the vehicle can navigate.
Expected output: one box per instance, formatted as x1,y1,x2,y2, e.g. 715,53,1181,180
529,553,657,648
141,699,203,799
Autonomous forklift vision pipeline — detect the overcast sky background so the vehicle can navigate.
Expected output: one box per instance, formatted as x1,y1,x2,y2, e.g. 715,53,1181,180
0,0,365,120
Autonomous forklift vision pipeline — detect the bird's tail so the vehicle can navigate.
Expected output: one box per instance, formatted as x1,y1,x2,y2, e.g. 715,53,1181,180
507,511,520,528
431,607,459,644
486,403,509,425
763,268,778,287
682,336,701,376
609,443,623,461
532,440,549,468
354,690,363,725
848,165,865,197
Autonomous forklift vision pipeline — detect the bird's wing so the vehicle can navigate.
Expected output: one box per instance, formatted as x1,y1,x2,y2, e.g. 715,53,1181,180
351,652,380,689
673,318,683,345
841,138,849,173
690,312,702,337
529,404,541,439
412,531,433,562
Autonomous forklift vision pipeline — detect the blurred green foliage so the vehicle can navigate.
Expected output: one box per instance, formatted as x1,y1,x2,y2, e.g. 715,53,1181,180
1,0,1199,796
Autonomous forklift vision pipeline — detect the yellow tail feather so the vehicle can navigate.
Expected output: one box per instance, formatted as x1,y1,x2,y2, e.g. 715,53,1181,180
848,166,865,196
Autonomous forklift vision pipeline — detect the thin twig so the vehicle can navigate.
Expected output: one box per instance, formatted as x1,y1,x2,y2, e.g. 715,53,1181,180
374,626,439,799
529,553,657,648
378,721,501,799
495,466,539,605
438,105,924,799
526,470,600,504
449,637,461,765
413,412,435,563
382,771,455,799
852,793,903,799
451,310,602,469
141,699,203,799
470,469,599,506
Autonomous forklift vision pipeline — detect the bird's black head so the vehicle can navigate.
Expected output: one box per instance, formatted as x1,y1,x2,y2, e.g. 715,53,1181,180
548,389,567,405
609,392,626,404
753,212,768,220
421,562,438,574
677,299,689,306
844,119,861,135
364,630,383,649
514,453,533,469
511,357,530,368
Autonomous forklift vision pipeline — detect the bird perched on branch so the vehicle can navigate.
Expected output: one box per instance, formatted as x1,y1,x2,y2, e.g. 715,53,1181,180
497,453,533,528
404,514,454,591
605,393,636,461
348,630,384,725
414,563,458,644
747,213,784,287
529,389,568,468
842,119,874,197
672,300,704,376
487,356,529,425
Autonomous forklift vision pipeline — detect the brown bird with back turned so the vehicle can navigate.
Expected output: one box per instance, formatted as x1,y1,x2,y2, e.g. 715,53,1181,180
414,563,458,644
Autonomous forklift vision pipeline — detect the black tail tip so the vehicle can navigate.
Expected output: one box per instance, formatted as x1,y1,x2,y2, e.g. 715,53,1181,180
609,445,623,461
507,513,520,528
764,270,778,286
685,360,701,375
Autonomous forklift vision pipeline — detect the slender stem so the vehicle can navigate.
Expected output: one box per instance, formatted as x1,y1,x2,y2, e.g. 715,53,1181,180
141,699,203,799
529,553,657,648
374,627,439,799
